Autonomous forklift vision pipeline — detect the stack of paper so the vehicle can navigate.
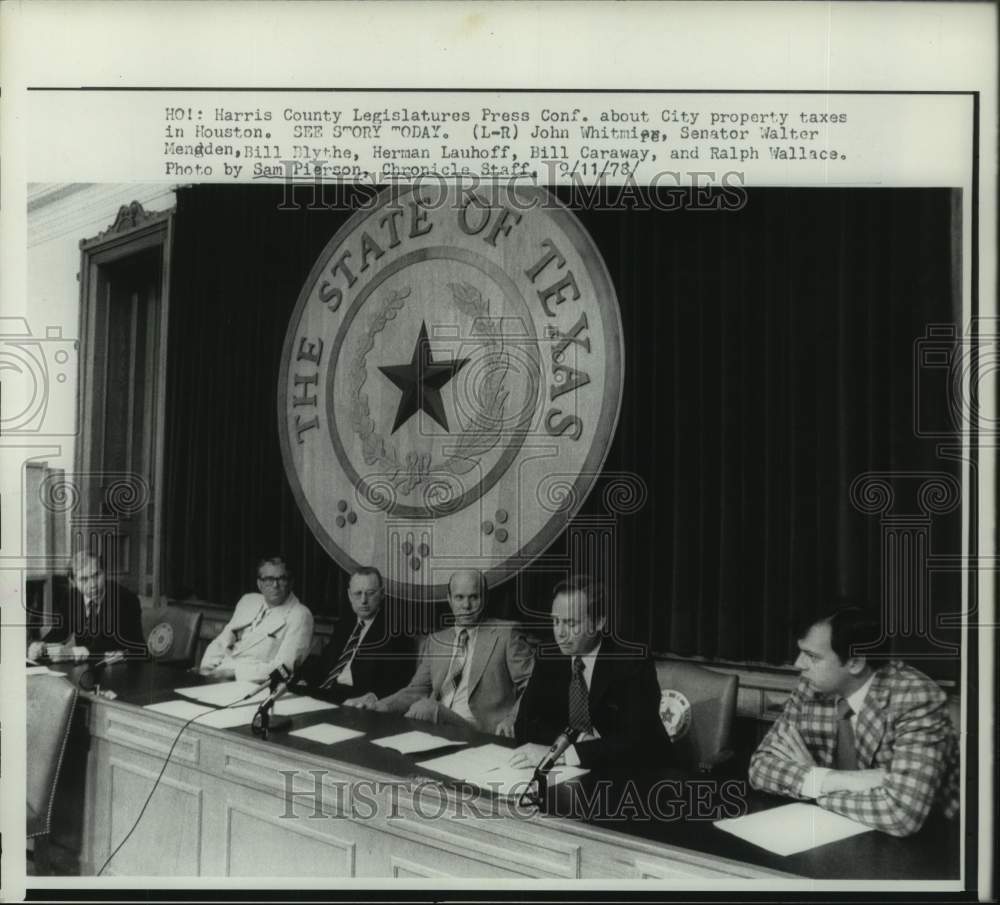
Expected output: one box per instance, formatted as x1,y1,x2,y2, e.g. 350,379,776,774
418,744,587,795
272,696,337,716
289,723,364,745
419,743,513,779
372,730,467,755
714,802,873,856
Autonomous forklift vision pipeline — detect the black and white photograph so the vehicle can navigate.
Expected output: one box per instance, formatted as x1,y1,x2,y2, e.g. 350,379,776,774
1,2,995,901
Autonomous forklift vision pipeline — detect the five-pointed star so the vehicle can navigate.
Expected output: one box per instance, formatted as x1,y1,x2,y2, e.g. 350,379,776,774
379,321,470,433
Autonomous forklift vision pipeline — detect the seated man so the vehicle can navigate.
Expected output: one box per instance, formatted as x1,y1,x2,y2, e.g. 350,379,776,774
200,556,314,683
509,575,672,769
749,606,960,837
351,569,534,736
27,552,146,661
298,566,413,698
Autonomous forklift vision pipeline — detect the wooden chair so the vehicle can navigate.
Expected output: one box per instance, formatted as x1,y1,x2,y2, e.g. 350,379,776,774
655,660,738,773
141,604,203,666
27,674,78,874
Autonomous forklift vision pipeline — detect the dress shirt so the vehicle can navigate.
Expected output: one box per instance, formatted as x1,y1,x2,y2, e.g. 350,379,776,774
441,626,478,723
801,673,876,798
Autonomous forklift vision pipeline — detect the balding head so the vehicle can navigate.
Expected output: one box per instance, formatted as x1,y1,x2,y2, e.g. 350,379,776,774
447,570,487,628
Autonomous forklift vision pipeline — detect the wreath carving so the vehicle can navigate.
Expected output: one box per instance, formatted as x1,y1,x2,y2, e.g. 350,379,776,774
347,282,510,498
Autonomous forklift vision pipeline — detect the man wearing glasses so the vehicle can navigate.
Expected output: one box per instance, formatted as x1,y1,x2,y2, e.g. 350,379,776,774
299,566,413,700
199,555,314,683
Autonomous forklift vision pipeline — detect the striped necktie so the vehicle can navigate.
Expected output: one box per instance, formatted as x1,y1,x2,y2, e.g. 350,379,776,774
319,620,365,689
835,697,858,770
568,656,593,734
439,629,469,705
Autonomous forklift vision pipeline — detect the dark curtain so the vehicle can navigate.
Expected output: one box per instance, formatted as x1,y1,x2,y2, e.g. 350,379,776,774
162,185,961,676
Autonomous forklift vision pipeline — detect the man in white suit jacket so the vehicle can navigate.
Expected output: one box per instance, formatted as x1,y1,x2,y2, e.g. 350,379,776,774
200,556,314,683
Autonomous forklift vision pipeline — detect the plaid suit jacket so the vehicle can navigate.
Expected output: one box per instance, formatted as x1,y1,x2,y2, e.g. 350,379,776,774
749,661,960,837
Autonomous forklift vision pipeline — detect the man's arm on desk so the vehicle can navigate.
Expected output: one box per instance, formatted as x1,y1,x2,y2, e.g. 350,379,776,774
817,693,955,837
749,685,821,799
372,647,434,713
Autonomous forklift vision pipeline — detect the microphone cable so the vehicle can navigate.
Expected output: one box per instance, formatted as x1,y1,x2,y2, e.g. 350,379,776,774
95,684,265,876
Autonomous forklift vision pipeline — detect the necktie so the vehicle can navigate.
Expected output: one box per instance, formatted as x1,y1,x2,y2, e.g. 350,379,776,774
835,697,858,770
248,603,267,632
319,620,365,689
439,629,469,705
85,599,99,635
568,656,592,734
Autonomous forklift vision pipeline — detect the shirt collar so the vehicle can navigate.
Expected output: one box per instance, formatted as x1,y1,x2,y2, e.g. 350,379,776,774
455,625,478,644
575,638,603,683
846,672,875,714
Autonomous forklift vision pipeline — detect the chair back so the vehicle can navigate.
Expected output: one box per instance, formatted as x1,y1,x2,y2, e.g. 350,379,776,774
26,675,77,837
655,661,738,772
141,605,203,665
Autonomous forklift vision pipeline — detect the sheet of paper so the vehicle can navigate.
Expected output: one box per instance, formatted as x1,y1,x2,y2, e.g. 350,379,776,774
272,695,338,716
289,723,364,745
417,743,514,780
26,665,59,676
143,700,215,721
174,681,267,707
371,730,468,755
714,802,873,856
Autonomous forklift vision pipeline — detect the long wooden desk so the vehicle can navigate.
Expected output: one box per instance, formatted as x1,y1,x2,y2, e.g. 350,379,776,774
51,662,960,881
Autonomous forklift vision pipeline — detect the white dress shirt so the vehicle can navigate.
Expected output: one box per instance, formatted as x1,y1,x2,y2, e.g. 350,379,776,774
442,626,478,723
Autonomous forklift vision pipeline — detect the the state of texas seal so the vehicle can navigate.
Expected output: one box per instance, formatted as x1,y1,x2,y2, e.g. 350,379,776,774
278,184,623,600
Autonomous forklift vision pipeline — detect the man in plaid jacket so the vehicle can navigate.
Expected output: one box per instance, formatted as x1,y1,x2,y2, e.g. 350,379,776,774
749,607,960,837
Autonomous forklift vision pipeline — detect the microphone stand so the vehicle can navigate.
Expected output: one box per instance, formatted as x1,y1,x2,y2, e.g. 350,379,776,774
251,667,295,740
251,696,293,739
518,727,580,809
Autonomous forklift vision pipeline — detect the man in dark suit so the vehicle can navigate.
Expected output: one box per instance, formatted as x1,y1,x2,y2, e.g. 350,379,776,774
298,566,413,700
510,575,672,770
27,552,146,661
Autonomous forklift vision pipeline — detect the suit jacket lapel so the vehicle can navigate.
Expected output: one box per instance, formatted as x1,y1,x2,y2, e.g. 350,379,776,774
466,623,497,699
854,671,890,768
587,643,614,710
254,603,288,641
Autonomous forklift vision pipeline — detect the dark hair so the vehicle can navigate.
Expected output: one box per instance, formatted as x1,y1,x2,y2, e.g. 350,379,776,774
256,555,292,580
352,565,383,587
801,606,881,664
552,574,607,624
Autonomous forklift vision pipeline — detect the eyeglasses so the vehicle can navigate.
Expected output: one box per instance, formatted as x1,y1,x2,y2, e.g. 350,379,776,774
258,575,290,586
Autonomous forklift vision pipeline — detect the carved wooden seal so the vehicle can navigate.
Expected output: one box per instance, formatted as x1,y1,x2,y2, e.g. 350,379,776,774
279,184,623,600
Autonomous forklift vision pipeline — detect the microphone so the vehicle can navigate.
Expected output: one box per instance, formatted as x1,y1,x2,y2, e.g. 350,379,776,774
534,726,580,778
78,651,126,691
268,663,291,690
251,664,295,738
518,726,580,809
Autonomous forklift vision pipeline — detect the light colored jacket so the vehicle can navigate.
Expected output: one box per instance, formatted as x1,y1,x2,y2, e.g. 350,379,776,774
200,591,314,683
378,619,535,734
